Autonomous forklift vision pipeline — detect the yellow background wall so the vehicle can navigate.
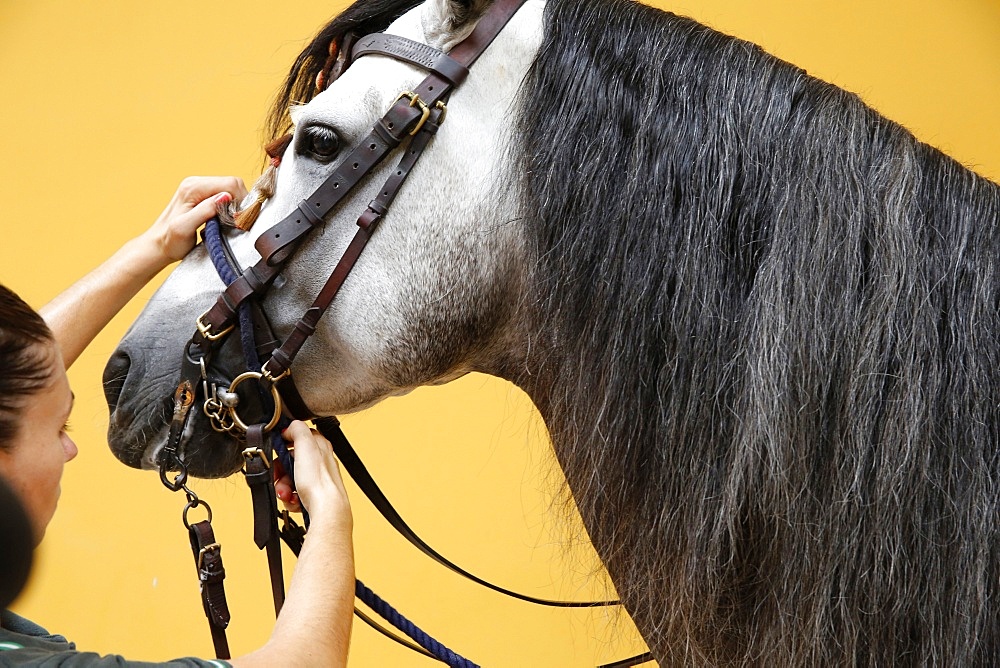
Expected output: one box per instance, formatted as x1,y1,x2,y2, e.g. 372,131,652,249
1,1,997,665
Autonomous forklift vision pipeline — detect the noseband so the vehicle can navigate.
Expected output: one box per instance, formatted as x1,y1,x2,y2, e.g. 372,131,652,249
155,1,650,665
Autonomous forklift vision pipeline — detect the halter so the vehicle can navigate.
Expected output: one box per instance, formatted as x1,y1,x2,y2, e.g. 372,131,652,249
156,1,650,665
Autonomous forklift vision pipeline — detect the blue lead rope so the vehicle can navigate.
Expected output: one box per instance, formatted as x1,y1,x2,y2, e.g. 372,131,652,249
356,580,478,668
203,218,478,667
202,220,295,477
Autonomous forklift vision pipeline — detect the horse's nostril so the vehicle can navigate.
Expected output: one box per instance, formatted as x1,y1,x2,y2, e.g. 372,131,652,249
103,350,131,411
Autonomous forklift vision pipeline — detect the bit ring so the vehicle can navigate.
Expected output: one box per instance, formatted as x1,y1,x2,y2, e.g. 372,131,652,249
226,371,283,433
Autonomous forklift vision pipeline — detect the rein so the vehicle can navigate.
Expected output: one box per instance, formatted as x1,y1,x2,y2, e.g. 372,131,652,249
157,0,650,664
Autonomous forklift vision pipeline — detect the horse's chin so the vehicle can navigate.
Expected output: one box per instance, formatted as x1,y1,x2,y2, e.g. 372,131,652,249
107,411,244,480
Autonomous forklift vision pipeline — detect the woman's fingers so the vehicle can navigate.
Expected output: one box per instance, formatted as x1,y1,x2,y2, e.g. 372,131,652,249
147,176,250,263
280,421,351,526
175,175,249,206
272,458,302,512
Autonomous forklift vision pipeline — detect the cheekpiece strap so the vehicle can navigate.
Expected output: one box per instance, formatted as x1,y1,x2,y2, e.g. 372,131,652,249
243,424,286,617
188,519,231,659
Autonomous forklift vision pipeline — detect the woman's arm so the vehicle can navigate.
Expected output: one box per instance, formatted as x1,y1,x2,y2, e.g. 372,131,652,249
233,421,355,667
40,176,247,368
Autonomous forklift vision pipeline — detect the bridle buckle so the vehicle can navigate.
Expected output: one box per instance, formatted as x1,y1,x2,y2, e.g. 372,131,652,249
242,447,270,469
394,91,430,136
261,362,291,384
197,543,221,570
196,310,235,341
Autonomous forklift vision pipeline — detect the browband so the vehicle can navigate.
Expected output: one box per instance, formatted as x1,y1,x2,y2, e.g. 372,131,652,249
352,33,470,85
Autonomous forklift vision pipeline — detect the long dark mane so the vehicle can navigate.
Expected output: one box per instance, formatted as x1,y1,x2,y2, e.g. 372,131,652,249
515,0,999,664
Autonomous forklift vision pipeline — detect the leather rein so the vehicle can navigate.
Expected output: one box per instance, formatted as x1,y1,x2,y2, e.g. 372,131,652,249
155,0,650,665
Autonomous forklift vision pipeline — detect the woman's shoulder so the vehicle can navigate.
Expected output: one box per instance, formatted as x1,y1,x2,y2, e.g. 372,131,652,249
1,609,73,648
0,611,229,668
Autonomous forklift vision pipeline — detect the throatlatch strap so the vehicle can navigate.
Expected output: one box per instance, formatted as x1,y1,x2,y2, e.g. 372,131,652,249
188,520,231,660
243,424,285,617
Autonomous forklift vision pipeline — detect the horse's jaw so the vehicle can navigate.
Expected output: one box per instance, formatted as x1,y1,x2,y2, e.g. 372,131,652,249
102,247,253,479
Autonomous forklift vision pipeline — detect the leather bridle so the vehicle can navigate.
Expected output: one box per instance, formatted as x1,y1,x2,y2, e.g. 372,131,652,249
155,0,651,665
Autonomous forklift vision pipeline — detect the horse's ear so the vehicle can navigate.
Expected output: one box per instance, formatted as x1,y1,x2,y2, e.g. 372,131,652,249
422,0,493,49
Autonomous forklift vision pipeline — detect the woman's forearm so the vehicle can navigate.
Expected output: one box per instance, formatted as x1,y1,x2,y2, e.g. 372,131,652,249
233,422,355,666
38,177,245,369
40,237,167,368
234,518,355,667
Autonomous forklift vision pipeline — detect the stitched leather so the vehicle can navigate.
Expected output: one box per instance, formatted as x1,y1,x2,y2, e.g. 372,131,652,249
263,108,444,380
198,1,528,338
188,520,231,659
244,425,285,617
352,33,469,85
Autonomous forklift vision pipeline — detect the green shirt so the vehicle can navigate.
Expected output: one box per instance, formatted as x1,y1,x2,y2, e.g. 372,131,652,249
0,611,230,667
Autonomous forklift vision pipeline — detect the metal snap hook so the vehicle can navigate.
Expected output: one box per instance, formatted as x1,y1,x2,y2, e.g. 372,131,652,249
159,464,188,492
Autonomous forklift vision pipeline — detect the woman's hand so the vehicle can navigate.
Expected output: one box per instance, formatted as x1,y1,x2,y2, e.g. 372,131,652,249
139,176,249,268
275,421,352,531
237,420,354,667
41,175,247,369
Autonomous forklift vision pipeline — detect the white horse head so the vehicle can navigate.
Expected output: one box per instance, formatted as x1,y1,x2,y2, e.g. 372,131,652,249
106,0,1000,663
105,0,545,477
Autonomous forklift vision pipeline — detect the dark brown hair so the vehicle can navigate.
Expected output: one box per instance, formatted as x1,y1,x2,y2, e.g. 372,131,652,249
0,284,55,447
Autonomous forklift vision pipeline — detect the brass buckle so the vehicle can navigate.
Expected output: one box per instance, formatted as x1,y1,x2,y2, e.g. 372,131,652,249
197,543,221,570
196,310,234,342
394,91,430,136
242,447,270,469
261,361,291,384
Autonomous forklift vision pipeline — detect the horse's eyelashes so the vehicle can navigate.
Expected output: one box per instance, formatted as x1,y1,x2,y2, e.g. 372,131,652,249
297,123,341,163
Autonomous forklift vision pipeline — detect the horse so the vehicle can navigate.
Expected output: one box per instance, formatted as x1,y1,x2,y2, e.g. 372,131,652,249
103,0,1000,664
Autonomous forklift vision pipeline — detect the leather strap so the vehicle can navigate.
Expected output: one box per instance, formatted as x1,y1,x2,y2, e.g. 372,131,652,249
407,0,528,111
195,101,424,338
188,520,231,660
314,416,620,608
160,341,213,491
352,33,469,85
196,0,530,342
243,425,286,617
597,652,655,668
263,103,445,379
254,99,425,265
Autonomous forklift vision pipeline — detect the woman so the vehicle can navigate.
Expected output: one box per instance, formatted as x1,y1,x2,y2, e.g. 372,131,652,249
0,178,354,666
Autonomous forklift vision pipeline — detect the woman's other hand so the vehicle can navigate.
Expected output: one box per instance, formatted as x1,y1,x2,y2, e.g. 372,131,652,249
240,420,353,666
275,421,352,532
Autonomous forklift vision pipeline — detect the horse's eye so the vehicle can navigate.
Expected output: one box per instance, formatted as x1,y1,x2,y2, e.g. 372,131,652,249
298,124,341,163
